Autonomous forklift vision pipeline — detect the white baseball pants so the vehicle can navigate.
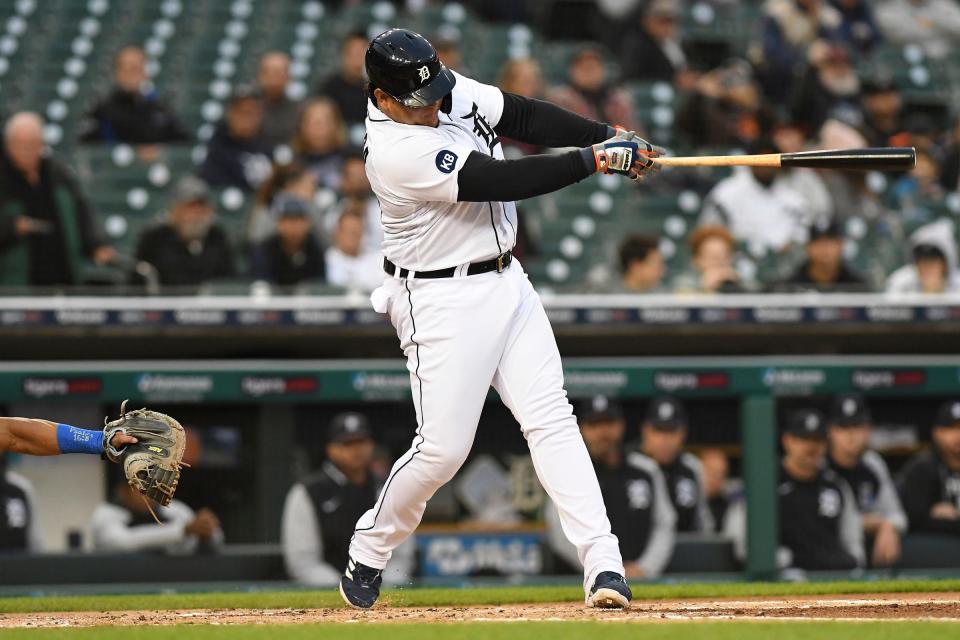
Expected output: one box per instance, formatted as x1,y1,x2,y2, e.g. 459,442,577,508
349,261,624,593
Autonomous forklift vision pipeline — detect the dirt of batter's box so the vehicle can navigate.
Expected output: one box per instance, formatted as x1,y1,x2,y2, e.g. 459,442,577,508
2,593,959,627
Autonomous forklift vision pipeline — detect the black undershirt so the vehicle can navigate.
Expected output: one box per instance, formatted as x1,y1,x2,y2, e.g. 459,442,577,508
457,92,612,203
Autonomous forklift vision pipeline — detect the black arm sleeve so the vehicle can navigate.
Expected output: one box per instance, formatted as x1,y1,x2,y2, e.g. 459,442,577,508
457,149,594,203
495,92,613,148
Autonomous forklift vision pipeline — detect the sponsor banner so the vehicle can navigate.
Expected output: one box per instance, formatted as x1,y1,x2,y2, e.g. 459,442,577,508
417,533,543,577
173,309,228,325
654,371,730,392
22,376,102,398
851,369,926,390
752,307,804,323
115,310,166,325
1,310,47,326
564,370,629,395
640,307,691,324
292,309,347,325
240,376,319,397
761,368,826,390
54,309,107,325
699,307,746,323
235,310,284,325
813,307,859,322
136,373,214,400
352,372,410,399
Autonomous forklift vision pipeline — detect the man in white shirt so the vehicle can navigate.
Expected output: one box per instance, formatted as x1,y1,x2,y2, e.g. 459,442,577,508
324,209,384,292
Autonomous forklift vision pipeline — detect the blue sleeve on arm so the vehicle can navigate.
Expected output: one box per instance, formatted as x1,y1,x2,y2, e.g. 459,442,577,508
56,423,104,455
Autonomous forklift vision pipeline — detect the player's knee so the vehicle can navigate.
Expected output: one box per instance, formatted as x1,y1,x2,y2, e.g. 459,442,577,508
419,441,471,481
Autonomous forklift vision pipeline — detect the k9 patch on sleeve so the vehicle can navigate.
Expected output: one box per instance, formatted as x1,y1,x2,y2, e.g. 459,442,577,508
435,150,458,174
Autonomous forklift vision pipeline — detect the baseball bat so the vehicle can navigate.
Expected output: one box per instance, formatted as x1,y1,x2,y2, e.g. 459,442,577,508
652,147,915,171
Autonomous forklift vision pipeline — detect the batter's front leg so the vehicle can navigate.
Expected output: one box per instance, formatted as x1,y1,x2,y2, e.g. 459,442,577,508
492,285,624,595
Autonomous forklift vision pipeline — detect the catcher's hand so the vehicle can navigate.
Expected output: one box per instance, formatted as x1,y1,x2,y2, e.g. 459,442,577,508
589,130,664,181
103,400,187,510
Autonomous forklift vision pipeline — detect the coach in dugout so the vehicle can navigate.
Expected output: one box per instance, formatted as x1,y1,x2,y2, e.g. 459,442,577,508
91,469,223,555
547,396,676,579
281,412,413,586
0,452,43,552
826,393,907,567
898,400,960,536
637,397,714,533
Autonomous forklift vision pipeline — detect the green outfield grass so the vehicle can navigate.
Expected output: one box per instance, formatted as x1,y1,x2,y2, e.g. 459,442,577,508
0,578,958,614
1,621,959,640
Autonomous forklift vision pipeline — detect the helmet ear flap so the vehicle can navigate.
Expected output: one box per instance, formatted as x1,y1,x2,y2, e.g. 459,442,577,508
441,92,453,114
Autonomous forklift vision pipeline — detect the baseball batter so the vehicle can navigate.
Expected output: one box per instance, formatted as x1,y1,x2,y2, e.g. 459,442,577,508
340,29,662,610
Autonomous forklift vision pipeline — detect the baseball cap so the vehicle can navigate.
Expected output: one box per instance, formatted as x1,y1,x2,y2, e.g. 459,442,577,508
577,395,624,425
862,73,897,95
808,218,843,242
172,175,210,206
644,396,688,431
934,400,960,428
328,412,372,443
829,393,872,427
272,194,311,219
784,409,827,439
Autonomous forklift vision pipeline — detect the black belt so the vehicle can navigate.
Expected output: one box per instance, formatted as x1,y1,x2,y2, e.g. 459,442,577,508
383,251,513,279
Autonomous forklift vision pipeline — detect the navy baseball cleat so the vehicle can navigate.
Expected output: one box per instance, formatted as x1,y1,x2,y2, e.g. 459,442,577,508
586,571,632,609
339,557,383,609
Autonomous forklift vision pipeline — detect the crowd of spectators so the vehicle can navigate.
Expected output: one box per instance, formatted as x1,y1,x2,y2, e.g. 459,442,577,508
2,1,960,295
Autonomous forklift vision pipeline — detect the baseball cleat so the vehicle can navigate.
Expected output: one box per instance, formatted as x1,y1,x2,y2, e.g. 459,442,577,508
339,557,383,609
586,571,632,609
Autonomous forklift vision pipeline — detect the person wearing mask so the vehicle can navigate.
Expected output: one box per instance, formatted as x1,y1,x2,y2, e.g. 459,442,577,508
91,473,223,554
250,196,325,286
80,46,189,145
0,112,115,287
777,409,865,570
324,210,382,292
134,177,235,287
826,393,907,567
782,219,867,292
317,30,369,126
637,397,714,533
546,47,638,133
293,98,348,190
0,452,43,552
673,225,743,294
546,396,676,580
281,413,413,586
616,234,665,293
198,87,273,192
886,219,960,294
898,400,960,536
255,52,302,152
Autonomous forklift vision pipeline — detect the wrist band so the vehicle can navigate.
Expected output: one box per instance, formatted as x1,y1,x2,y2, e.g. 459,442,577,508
56,423,104,455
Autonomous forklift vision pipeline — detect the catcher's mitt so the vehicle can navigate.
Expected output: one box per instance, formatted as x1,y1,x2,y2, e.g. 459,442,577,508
103,400,187,517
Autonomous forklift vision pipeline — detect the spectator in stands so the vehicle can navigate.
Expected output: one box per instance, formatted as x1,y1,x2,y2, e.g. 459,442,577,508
777,409,865,570
817,117,890,221
617,234,665,293
754,0,843,102
281,412,413,586
325,209,383,292
546,46,638,133
135,176,235,287
197,87,272,193
939,115,960,192
781,219,867,292
434,33,469,76
830,0,883,54
875,0,960,60
91,472,223,554
891,148,944,212
676,59,771,148
246,163,320,246
0,452,43,552
546,396,676,579
255,52,302,152
673,225,744,294
790,42,861,133
699,139,832,254
637,397,713,533
898,400,960,536
496,58,546,158
886,219,960,294
700,448,737,534
0,112,115,288
619,0,691,88
826,393,907,567
80,46,189,145
860,75,903,148
250,195,325,286
317,30,368,126
293,98,348,190
323,149,381,252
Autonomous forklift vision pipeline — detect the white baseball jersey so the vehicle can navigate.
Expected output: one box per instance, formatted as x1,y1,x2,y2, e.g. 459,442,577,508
363,71,518,272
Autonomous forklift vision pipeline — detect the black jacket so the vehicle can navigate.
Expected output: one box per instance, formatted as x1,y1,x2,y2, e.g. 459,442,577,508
250,234,325,286
318,73,367,125
135,223,235,287
898,448,960,536
198,122,272,192
81,87,190,144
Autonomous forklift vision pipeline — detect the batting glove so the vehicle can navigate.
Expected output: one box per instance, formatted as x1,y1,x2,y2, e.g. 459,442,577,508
589,130,664,181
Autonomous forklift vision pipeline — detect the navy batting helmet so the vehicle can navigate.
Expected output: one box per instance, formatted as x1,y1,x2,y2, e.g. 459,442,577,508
366,28,456,112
